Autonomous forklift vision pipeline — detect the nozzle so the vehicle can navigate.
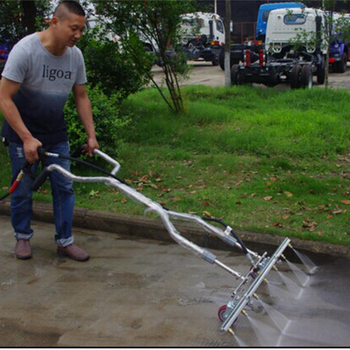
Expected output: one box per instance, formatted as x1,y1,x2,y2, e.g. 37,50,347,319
280,254,287,261
241,309,248,317
288,243,293,249
264,278,269,284
273,265,278,271
253,293,259,300
228,328,235,336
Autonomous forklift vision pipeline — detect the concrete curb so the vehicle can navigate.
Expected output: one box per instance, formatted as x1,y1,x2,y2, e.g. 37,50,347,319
0,201,349,260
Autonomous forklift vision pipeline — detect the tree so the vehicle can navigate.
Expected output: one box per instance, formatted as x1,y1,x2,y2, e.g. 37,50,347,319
0,1,52,44
93,0,196,114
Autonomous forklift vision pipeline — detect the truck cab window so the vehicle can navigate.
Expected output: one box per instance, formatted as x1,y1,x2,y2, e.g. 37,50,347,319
284,14,306,25
216,20,224,34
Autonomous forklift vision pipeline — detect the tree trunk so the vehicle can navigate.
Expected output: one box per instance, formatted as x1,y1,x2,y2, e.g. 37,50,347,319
224,0,231,86
21,1,37,34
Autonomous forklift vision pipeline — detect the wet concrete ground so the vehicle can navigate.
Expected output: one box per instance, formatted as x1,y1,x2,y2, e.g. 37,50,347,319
0,215,349,347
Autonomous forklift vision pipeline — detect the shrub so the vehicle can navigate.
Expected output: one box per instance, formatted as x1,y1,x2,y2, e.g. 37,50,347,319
77,29,150,99
64,84,130,157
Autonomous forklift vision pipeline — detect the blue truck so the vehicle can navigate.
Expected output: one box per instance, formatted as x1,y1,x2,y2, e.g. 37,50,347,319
329,13,350,73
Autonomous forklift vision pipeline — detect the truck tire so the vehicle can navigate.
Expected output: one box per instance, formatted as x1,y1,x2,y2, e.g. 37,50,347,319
231,64,243,85
316,56,326,85
336,52,348,73
212,54,219,66
290,64,301,89
300,65,313,89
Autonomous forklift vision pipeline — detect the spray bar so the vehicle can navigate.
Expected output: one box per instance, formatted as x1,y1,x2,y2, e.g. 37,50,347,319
221,237,291,332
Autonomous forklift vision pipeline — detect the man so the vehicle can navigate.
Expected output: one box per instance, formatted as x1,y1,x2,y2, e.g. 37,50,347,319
0,0,99,261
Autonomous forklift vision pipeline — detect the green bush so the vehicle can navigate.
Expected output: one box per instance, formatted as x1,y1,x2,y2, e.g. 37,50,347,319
64,84,130,157
78,30,151,99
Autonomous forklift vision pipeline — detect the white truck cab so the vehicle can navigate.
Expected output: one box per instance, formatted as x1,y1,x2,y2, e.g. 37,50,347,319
265,8,327,55
180,12,225,46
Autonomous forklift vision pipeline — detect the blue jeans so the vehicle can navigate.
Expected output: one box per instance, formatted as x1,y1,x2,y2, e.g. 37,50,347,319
8,141,75,247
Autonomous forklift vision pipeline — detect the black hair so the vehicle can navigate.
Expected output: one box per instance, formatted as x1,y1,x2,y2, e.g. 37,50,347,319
54,0,85,18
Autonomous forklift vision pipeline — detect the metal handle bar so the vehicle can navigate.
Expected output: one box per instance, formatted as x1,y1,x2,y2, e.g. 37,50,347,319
45,162,245,280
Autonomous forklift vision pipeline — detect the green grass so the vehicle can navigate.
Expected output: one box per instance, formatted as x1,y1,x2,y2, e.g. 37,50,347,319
1,85,349,246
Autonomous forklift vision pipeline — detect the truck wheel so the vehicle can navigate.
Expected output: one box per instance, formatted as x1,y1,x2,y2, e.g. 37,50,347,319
316,57,326,85
336,53,348,73
212,55,219,66
231,64,243,85
300,65,313,89
290,64,301,89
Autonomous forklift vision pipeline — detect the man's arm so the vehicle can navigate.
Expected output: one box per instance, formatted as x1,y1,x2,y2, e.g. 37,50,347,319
73,84,99,156
0,77,42,163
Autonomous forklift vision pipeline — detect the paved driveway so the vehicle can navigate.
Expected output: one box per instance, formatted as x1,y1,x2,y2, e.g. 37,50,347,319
152,61,350,90
0,216,349,346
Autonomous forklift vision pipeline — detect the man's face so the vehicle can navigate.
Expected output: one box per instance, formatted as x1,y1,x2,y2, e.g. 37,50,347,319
53,13,86,47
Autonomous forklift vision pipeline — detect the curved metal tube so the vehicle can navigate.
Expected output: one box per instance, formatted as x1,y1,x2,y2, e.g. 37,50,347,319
46,164,206,259
94,149,121,175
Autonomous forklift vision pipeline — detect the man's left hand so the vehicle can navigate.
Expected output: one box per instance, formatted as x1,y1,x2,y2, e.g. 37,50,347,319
87,137,99,157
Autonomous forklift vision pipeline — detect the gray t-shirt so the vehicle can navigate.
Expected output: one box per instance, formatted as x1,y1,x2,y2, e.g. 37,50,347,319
1,33,87,145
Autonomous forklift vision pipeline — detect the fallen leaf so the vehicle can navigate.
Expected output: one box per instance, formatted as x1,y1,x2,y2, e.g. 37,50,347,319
139,175,149,183
171,196,181,201
341,200,350,205
203,211,211,217
271,177,278,182
282,214,289,220
273,222,283,228
251,193,257,197
150,184,159,190
326,215,333,219
236,201,242,205
302,219,318,231
317,231,325,236
331,209,344,215
284,191,293,197
235,180,243,186
121,198,127,204
264,196,273,201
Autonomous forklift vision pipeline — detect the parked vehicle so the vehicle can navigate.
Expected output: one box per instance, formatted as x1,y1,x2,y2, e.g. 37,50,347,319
180,12,225,65
256,2,305,41
329,13,350,73
231,8,327,88
0,40,11,75
219,2,305,70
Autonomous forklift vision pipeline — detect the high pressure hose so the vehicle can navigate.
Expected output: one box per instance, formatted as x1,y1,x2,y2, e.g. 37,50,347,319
0,161,32,202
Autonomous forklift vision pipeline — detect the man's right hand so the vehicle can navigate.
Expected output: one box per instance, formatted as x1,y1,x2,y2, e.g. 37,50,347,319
23,137,42,164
